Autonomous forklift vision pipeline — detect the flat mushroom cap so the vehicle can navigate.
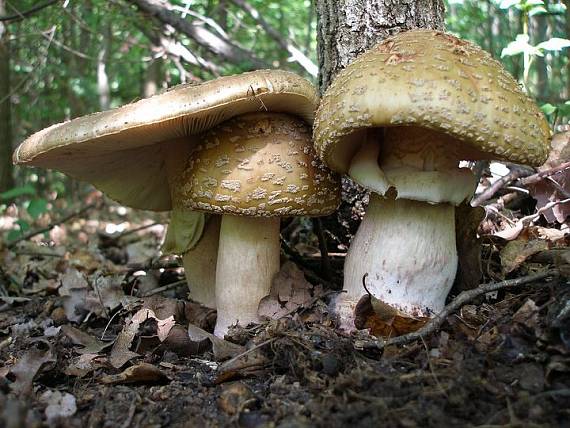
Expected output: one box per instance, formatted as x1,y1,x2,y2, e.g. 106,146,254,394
175,112,340,217
14,70,318,211
314,29,551,173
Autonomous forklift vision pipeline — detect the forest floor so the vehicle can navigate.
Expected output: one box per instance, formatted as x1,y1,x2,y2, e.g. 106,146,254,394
1,153,570,427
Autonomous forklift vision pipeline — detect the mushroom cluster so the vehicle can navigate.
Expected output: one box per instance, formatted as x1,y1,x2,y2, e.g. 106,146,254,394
313,30,550,329
13,70,340,334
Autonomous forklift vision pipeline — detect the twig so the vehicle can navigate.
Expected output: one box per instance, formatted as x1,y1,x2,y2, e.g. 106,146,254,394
519,161,570,186
472,169,529,206
7,202,99,249
354,269,560,351
139,279,186,297
0,0,60,22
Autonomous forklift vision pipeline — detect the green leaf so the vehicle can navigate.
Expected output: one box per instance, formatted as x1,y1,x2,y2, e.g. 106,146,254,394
536,38,570,52
0,184,36,201
27,198,48,220
540,103,557,116
558,101,570,117
8,219,31,240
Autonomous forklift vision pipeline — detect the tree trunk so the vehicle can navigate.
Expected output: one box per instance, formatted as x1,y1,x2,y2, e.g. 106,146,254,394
315,0,445,92
0,0,14,192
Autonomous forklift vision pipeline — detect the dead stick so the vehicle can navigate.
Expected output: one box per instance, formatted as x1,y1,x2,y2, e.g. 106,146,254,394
519,161,570,186
7,202,98,249
354,269,560,351
472,170,528,206
139,279,187,297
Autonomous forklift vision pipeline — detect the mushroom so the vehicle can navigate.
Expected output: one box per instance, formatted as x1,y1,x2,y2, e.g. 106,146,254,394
313,30,551,330
175,112,340,336
13,70,319,309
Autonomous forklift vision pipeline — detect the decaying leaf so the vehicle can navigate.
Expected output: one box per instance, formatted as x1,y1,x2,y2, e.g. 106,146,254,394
8,341,55,395
100,363,168,385
354,291,429,337
528,131,570,224
109,308,152,368
60,325,113,354
64,353,101,378
258,262,314,320
187,324,245,361
500,238,549,273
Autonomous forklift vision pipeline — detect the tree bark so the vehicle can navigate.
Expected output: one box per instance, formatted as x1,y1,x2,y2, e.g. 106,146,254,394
315,0,445,92
0,0,14,191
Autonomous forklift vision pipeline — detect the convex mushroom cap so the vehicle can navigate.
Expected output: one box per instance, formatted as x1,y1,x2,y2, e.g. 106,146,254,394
14,70,319,211
176,112,339,217
314,29,550,173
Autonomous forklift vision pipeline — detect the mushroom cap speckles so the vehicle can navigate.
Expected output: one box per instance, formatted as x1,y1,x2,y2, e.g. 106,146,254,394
174,113,340,217
14,70,318,211
314,29,551,173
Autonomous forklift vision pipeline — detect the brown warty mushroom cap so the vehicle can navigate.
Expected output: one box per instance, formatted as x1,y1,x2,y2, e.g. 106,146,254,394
314,29,550,173
14,70,318,211
176,112,339,217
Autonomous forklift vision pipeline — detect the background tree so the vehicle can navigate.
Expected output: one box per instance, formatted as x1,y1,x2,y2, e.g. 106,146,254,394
0,0,14,191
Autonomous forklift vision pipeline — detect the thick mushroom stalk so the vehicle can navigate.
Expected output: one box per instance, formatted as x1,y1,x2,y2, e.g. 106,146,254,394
337,127,478,328
214,216,280,337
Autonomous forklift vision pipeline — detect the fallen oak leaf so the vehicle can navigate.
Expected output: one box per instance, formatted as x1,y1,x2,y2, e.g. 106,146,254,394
100,363,168,385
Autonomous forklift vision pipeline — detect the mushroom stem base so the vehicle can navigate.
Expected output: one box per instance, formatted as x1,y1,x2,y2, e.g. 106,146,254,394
338,194,457,330
214,216,280,337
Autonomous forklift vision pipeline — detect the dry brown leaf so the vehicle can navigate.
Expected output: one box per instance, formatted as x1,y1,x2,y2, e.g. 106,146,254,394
500,239,549,273
60,325,113,354
187,324,245,361
100,363,168,385
109,308,153,368
258,262,314,320
512,299,540,331
354,293,429,337
64,354,101,378
529,131,570,224
8,341,55,395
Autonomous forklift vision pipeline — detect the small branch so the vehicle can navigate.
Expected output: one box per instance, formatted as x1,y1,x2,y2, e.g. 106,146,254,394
519,161,570,186
354,269,560,351
0,0,60,22
229,0,318,76
7,202,99,249
139,279,186,297
472,169,529,206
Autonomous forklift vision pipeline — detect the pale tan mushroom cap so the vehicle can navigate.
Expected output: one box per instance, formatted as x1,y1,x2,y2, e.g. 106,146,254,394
14,70,318,211
174,113,340,217
314,30,551,173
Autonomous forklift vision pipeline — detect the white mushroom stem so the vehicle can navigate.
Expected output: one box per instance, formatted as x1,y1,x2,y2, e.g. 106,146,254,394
182,216,221,308
337,127,478,330
214,215,280,337
338,194,457,327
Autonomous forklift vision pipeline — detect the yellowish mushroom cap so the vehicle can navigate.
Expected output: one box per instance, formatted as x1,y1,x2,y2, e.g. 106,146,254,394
314,30,551,173
14,70,318,211
174,112,340,217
